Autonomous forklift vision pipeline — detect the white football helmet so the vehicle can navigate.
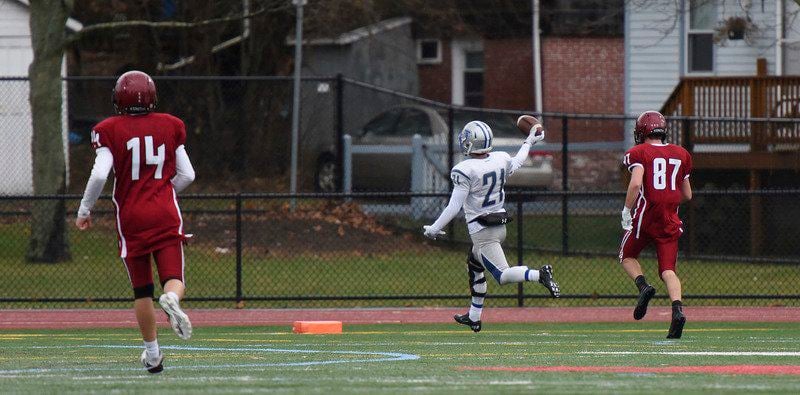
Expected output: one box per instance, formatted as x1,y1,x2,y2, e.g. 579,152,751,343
459,120,493,155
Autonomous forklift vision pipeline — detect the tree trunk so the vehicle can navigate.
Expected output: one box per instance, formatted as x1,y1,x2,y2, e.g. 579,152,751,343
26,0,71,263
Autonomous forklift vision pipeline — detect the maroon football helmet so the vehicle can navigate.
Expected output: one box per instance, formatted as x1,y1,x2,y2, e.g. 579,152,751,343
113,71,157,114
634,110,667,144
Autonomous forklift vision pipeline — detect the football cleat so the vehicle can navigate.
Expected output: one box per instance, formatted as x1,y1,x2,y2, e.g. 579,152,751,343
140,350,164,374
633,285,656,320
538,265,560,298
159,293,192,340
667,308,686,339
454,314,481,333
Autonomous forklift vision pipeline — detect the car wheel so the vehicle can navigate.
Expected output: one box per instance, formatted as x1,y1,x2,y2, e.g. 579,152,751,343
315,157,338,192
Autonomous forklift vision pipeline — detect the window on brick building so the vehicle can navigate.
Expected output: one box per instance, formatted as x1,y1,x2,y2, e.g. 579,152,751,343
416,39,442,64
463,51,484,107
687,0,715,73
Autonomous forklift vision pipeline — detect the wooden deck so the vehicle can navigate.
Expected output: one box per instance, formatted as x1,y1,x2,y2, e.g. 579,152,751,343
660,64,800,256
660,65,800,169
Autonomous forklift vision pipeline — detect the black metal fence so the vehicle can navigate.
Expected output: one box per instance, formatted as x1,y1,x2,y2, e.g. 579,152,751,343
2,75,799,195
1,75,800,308
1,190,798,308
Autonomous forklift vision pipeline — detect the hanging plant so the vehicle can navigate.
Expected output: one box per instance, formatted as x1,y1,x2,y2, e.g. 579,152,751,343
713,16,758,46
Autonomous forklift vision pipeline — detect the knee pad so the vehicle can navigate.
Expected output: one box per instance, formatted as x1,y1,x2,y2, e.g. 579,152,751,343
471,277,487,297
133,283,155,299
466,251,484,273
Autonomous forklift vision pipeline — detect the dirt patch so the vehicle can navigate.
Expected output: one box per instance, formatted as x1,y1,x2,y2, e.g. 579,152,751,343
3,307,800,329
190,201,439,257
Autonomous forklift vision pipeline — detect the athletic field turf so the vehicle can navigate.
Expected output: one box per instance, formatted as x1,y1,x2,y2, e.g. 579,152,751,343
2,322,800,394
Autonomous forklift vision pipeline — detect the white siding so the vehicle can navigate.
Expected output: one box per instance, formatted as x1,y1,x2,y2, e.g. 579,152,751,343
627,0,783,122
785,0,800,75
0,1,32,39
625,0,682,118
712,0,775,76
0,0,69,194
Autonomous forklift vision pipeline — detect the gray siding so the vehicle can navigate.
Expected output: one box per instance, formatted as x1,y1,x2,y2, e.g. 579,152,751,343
626,0,781,121
713,0,775,75
785,0,800,75
296,20,419,185
625,0,682,118
0,0,69,194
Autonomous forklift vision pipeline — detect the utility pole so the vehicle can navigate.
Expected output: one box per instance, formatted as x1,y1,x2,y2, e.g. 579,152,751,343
289,0,306,209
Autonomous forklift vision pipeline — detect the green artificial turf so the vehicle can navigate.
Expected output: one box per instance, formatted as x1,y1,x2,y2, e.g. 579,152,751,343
1,322,800,394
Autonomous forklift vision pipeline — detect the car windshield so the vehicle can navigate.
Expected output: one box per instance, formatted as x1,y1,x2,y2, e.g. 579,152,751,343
454,111,518,138
362,108,403,136
362,107,433,137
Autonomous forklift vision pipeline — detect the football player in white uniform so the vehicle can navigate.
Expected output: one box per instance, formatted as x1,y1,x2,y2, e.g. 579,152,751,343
423,120,560,332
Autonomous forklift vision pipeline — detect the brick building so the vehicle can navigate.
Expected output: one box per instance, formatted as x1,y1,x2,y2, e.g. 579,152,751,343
415,1,625,189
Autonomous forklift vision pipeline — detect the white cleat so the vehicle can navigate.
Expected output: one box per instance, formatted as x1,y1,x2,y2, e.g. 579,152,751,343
140,350,164,374
159,293,192,340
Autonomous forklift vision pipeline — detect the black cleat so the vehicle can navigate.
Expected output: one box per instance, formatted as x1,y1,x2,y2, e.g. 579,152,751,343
140,350,164,374
538,265,560,298
633,285,656,320
454,314,481,333
667,309,686,339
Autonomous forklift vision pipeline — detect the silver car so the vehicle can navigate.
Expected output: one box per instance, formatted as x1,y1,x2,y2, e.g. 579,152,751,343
317,105,554,192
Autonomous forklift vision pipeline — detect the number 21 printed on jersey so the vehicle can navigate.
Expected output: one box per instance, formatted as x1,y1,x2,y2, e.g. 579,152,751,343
482,169,506,207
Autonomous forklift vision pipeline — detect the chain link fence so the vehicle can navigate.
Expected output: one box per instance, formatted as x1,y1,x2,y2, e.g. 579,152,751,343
1,75,800,307
0,190,798,308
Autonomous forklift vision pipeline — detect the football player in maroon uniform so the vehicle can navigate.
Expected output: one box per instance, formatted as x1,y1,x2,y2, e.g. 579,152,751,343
76,71,195,373
619,110,693,339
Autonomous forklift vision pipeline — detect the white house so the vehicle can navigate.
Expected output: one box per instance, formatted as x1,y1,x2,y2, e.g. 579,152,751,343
624,0,800,147
0,0,82,194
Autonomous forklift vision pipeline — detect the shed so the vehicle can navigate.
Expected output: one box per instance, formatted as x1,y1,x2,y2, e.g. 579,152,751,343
0,0,82,194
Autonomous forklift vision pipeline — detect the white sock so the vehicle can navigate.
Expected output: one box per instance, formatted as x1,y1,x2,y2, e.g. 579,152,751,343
144,339,160,358
166,291,179,302
469,302,483,322
499,266,539,284
469,272,487,322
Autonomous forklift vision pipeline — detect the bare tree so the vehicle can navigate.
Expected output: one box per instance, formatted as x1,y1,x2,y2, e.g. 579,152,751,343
26,0,74,262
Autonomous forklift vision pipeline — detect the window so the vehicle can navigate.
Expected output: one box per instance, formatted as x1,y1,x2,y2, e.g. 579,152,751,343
688,0,715,73
395,108,433,136
463,51,484,107
416,39,441,64
361,108,403,136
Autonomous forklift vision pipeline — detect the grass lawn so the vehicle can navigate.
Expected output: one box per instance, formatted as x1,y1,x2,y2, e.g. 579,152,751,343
2,322,800,393
1,215,798,308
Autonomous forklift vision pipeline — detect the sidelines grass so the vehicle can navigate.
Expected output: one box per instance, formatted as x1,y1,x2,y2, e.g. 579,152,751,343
1,219,799,308
1,322,800,394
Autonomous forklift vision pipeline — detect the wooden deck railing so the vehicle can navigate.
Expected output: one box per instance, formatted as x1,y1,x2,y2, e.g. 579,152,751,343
660,76,800,150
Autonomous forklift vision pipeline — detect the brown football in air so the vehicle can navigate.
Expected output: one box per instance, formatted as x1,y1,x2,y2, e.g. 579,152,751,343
516,115,543,137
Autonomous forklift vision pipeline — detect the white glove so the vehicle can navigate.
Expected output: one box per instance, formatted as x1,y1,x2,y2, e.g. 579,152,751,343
526,124,545,145
621,207,633,231
423,225,446,240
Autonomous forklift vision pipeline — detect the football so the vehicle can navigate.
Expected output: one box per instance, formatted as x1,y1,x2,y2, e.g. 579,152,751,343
516,115,543,137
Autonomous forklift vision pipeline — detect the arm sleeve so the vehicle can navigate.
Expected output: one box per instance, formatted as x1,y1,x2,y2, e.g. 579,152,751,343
175,118,187,146
77,147,113,218
622,150,644,172
509,142,531,175
429,185,469,231
683,152,693,179
171,145,196,193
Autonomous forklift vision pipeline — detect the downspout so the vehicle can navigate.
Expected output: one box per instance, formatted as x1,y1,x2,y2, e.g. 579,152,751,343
777,0,784,76
532,0,543,115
